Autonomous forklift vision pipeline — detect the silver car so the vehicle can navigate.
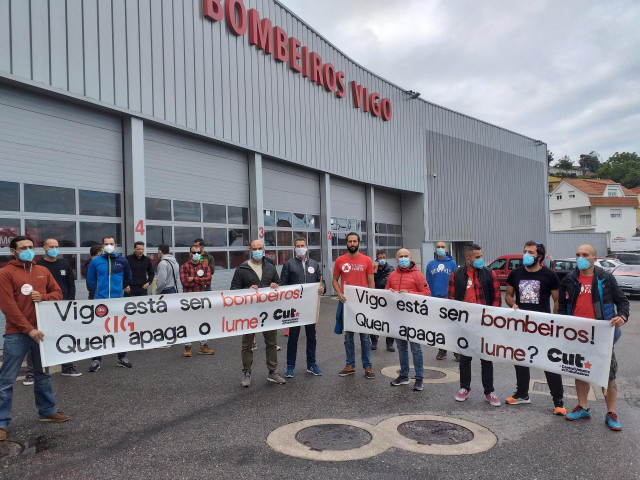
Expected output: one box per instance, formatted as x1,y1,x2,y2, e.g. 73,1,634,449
612,265,640,297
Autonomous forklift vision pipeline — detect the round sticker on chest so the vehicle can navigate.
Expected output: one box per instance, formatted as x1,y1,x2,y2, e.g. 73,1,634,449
197,269,204,277
307,266,315,274
21,284,33,295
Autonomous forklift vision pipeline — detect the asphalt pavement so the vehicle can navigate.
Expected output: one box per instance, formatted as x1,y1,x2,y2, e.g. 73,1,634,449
1,295,640,479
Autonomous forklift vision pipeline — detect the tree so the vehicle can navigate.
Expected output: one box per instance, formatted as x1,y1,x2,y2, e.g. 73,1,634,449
597,152,640,188
579,151,601,174
555,155,574,170
547,150,554,166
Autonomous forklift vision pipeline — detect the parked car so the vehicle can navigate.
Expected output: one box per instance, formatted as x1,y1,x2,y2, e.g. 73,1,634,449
612,265,640,297
487,254,555,286
594,258,625,273
554,258,577,280
609,252,640,265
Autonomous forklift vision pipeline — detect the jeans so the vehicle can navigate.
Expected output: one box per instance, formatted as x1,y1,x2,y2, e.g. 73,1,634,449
396,339,423,380
286,324,317,369
344,332,372,369
25,351,73,375
0,334,57,428
161,286,177,294
241,331,278,373
459,355,494,395
514,365,564,406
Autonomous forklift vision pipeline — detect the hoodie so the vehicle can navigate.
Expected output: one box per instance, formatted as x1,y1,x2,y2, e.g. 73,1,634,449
426,254,457,298
86,252,132,299
155,254,180,293
385,262,431,296
0,259,63,334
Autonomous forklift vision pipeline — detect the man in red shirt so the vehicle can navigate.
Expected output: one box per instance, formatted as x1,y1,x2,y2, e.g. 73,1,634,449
559,244,629,430
332,232,376,379
447,243,502,406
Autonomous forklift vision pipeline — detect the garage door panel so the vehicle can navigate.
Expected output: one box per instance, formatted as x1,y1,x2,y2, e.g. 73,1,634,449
263,159,320,213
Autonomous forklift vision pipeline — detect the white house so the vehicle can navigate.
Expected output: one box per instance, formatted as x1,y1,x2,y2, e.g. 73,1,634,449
549,179,639,249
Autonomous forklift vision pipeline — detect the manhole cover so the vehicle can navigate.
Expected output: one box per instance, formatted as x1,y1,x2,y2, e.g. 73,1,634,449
295,424,372,451
397,420,474,445
395,368,446,380
0,441,24,459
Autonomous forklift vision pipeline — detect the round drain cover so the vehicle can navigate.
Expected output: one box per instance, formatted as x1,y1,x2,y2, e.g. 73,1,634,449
0,441,24,459
397,420,474,445
395,368,445,380
295,424,372,451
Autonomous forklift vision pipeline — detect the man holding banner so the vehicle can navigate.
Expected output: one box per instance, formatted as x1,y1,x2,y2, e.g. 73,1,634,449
505,241,566,415
559,244,629,430
448,243,502,406
0,236,69,442
332,232,376,379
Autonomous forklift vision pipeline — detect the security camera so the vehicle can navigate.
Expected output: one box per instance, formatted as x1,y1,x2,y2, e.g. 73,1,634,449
431,173,437,178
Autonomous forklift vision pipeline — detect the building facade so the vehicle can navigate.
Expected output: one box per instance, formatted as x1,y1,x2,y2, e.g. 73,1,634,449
1,0,554,313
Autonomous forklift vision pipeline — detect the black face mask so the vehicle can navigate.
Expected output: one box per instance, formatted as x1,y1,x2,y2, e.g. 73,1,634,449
347,244,359,254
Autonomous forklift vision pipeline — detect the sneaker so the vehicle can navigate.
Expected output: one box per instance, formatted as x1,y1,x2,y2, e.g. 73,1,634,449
505,394,531,405
371,342,378,351
284,328,289,337
605,412,622,431
0,428,6,441
436,349,447,360
22,374,35,386
413,379,424,391
307,364,322,376
39,411,69,423
453,353,461,362
88,360,101,372
198,344,214,355
390,375,410,386
117,357,133,368
184,345,192,357
251,342,257,351
455,388,470,402
276,345,282,351
554,406,567,416
241,372,251,388
566,405,591,421
364,367,375,379
267,371,286,385
61,366,82,377
285,366,295,378
486,392,501,407
339,365,356,376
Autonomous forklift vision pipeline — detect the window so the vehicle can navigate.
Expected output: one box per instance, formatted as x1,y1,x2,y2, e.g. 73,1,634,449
174,226,202,247
489,259,506,270
0,181,20,212
24,184,75,214
610,209,622,219
568,190,575,199
26,219,77,247
556,193,562,200
146,198,172,220
228,206,249,225
265,210,322,265
79,190,121,217
608,189,617,197
330,216,368,260
173,200,201,222
508,259,522,270
0,218,20,247
203,204,226,224
146,226,173,247
79,222,121,247
579,214,591,226
553,212,562,222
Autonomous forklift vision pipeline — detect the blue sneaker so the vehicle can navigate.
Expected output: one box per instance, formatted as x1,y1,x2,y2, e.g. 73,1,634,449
566,406,591,421
307,364,322,376
605,412,622,431
285,366,294,378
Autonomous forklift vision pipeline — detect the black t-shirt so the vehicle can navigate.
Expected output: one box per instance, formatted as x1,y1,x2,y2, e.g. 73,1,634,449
506,266,560,313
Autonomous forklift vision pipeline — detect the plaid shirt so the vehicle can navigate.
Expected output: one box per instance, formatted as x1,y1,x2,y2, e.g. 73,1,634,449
179,261,211,293
447,268,501,306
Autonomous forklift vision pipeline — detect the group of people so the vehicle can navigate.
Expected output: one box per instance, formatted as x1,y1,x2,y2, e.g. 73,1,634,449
0,231,629,442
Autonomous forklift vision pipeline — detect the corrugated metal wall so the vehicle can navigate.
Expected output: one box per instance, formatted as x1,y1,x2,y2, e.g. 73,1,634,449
373,189,402,224
547,232,608,259
330,177,366,220
262,158,320,213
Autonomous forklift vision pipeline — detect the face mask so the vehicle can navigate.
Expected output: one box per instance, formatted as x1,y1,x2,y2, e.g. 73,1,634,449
191,253,201,262
522,253,535,266
295,247,308,258
18,249,35,262
103,245,115,254
436,248,446,257
398,257,410,268
252,250,264,261
46,248,59,259
472,258,484,269
577,257,591,270
378,259,387,266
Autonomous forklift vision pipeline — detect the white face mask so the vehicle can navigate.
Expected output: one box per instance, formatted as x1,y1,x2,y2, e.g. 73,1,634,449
295,247,308,258
103,245,116,254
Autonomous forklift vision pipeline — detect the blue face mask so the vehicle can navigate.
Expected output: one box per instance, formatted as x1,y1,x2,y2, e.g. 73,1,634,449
522,253,535,266
398,257,411,268
47,248,59,259
18,249,35,262
436,248,446,257
378,259,387,266
472,258,484,269
577,257,591,270
251,250,264,261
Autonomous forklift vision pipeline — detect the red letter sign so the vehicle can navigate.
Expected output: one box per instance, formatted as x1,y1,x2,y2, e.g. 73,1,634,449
203,0,223,21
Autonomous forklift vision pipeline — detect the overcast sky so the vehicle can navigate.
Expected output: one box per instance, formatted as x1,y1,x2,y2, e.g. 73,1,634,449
278,0,639,165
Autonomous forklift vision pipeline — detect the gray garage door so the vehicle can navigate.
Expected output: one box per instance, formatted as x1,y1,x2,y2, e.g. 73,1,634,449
374,188,403,259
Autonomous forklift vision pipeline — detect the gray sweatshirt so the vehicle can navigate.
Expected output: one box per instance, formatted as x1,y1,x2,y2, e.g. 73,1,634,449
155,254,180,293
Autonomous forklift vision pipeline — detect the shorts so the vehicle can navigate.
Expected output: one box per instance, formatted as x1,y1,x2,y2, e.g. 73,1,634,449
609,348,617,381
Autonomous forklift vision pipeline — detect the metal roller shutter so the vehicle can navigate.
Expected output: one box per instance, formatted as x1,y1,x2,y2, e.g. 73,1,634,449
374,189,403,259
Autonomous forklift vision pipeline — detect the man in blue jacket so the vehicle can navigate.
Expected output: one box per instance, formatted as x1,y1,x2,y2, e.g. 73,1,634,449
559,244,629,430
426,241,457,360
282,237,324,378
86,236,133,372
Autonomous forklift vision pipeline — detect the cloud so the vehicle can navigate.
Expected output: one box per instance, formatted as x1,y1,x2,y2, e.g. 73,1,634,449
278,0,640,163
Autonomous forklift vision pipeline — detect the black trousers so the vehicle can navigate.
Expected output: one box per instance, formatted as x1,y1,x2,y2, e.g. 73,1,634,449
514,365,564,406
459,355,494,395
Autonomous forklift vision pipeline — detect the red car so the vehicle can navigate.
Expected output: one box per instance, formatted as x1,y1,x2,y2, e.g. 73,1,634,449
488,254,556,286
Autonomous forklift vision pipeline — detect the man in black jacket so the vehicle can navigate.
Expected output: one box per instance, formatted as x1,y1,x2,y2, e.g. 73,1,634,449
125,242,155,296
231,239,285,388
282,237,324,378
371,249,395,352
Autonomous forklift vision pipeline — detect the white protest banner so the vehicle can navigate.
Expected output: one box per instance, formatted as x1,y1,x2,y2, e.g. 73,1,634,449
344,286,614,387
36,283,320,367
